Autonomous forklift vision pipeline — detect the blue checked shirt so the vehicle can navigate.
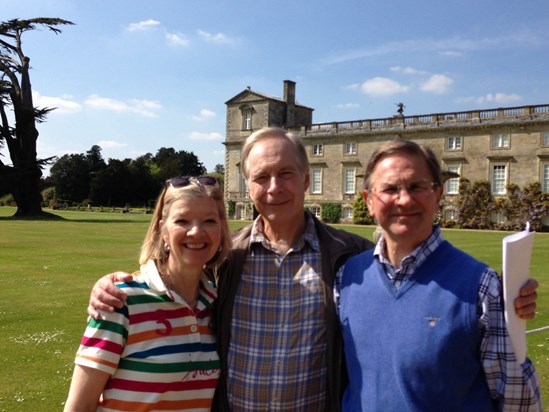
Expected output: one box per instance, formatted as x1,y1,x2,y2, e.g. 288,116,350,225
227,215,328,411
335,226,542,410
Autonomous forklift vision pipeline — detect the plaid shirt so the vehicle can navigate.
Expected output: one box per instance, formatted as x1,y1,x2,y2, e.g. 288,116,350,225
227,215,328,411
335,226,542,410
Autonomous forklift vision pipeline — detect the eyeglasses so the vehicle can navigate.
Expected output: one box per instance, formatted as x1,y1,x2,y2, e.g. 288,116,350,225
166,176,219,188
369,179,438,201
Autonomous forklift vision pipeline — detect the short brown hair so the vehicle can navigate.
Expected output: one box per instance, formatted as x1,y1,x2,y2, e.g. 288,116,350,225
363,140,442,189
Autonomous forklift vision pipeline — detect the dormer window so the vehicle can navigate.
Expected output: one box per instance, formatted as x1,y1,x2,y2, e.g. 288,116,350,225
243,110,252,130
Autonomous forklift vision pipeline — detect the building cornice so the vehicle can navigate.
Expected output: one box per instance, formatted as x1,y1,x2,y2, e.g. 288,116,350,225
287,104,549,138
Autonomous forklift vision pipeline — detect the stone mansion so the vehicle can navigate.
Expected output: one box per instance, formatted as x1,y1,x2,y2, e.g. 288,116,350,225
223,80,549,225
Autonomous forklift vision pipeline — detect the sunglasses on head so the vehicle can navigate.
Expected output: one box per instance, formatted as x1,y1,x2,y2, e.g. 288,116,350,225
165,176,219,188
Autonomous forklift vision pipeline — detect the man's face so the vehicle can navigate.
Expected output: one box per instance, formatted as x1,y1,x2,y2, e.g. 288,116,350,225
246,136,310,226
363,153,442,249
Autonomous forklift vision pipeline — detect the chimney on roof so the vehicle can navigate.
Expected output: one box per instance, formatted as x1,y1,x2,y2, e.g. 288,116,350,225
283,80,296,127
284,80,296,104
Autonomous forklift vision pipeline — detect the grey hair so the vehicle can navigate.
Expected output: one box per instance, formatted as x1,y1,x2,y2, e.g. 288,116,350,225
240,127,309,179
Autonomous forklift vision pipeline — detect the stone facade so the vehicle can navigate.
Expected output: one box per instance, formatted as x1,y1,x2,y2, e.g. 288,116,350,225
224,81,549,224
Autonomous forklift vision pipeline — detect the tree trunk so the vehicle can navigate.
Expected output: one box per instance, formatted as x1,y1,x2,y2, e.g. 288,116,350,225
12,166,44,216
0,18,74,218
10,87,44,217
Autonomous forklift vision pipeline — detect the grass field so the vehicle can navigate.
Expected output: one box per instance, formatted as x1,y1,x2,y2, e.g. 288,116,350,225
0,206,547,410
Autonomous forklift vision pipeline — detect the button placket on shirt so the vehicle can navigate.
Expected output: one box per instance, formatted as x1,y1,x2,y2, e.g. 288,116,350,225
271,253,293,409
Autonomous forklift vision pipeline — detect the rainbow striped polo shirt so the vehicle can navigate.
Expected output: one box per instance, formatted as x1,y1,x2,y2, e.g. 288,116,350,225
74,260,219,411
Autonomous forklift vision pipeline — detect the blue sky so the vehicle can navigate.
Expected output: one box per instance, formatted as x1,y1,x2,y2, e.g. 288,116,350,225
2,0,549,174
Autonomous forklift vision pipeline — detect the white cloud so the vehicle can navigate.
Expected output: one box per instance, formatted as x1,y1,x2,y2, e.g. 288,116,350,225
390,66,428,75
187,131,223,141
481,93,522,104
192,109,216,122
459,93,522,105
127,19,161,32
197,29,234,44
130,99,162,113
85,95,126,111
336,102,360,109
84,95,161,117
360,77,409,96
322,31,544,66
439,50,464,57
166,32,189,47
343,83,360,91
127,20,190,47
32,91,81,114
420,74,454,94
97,140,127,149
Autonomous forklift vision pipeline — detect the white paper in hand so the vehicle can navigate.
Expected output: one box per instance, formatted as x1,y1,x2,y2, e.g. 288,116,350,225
502,222,535,364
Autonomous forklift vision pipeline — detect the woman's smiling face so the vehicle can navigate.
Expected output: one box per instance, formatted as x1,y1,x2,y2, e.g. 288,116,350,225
162,196,222,273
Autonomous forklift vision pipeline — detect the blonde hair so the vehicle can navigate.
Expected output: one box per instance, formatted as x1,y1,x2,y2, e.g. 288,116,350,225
139,181,231,270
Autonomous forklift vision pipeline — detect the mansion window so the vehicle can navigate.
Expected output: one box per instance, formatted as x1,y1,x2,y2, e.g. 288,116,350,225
444,164,461,195
542,162,549,193
237,205,247,220
343,167,356,194
446,136,462,150
543,131,549,147
309,205,321,218
312,144,323,157
444,208,456,221
242,110,252,130
491,164,507,195
342,207,353,220
491,132,510,149
240,176,249,197
491,211,506,224
344,142,357,155
310,167,323,194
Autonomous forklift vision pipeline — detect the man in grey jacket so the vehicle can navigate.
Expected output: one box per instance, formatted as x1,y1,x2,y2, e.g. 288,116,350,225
212,127,372,411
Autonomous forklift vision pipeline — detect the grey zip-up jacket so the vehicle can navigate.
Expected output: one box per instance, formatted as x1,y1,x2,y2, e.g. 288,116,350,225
212,211,374,411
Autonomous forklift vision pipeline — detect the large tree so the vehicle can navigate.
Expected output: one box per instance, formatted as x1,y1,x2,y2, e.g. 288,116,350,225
152,147,207,182
0,18,73,216
49,153,91,203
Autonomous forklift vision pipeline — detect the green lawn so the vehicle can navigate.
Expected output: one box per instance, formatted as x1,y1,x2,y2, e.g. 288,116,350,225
0,206,546,410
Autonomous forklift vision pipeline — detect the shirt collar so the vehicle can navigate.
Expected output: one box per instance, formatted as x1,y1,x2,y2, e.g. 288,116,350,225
140,259,217,307
374,225,444,270
249,213,320,252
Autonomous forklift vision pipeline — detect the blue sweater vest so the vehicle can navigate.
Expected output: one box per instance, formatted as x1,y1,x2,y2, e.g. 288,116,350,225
339,241,495,411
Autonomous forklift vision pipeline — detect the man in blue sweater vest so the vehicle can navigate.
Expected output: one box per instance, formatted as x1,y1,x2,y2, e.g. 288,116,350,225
337,140,542,411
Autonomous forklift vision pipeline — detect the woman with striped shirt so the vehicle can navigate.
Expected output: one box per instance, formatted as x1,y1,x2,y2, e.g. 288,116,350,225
64,176,231,411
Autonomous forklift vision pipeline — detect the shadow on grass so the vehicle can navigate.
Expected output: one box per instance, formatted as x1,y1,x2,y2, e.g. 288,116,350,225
0,210,148,224
0,210,65,220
